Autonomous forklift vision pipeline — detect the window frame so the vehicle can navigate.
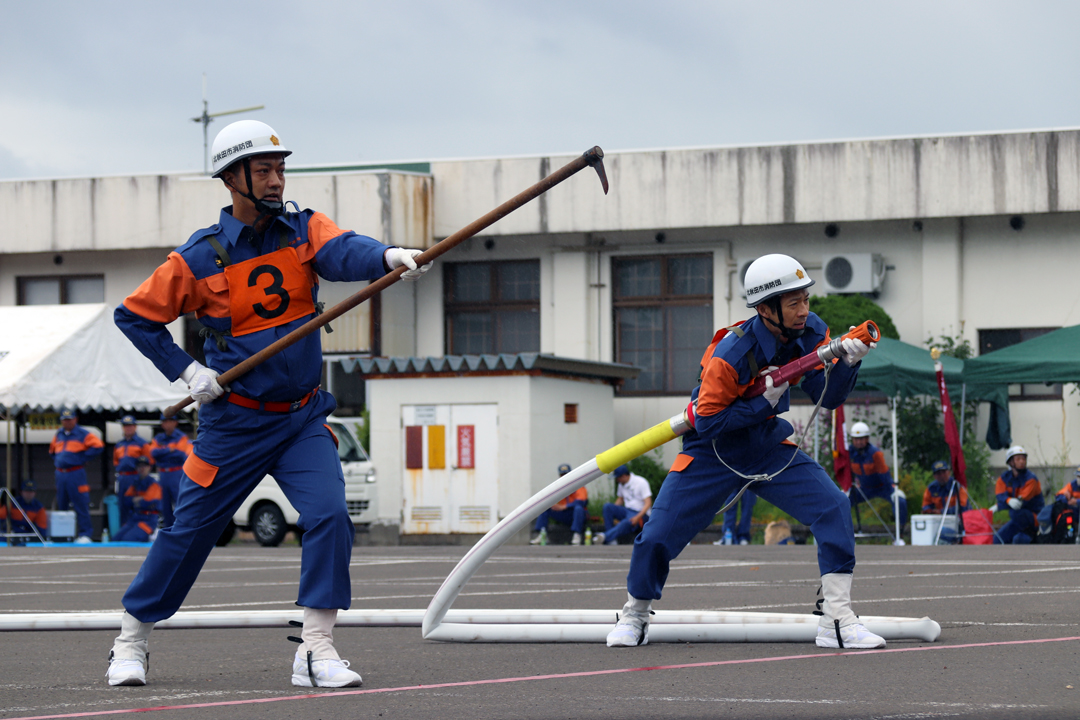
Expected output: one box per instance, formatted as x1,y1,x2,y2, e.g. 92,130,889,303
612,253,714,397
443,259,541,356
16,274,105,306
977,327,1063,401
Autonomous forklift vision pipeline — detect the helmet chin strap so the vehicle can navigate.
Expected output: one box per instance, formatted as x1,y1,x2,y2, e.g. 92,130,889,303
763,298,805,340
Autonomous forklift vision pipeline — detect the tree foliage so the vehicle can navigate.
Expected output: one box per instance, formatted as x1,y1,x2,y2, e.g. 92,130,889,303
809,295,900,341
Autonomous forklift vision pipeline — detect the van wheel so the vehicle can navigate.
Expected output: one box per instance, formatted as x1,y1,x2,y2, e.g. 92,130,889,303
252,505,287,547
215,520,236,547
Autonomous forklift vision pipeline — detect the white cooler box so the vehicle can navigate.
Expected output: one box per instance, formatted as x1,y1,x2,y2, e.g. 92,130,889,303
911,514,958,545
48,510,77,540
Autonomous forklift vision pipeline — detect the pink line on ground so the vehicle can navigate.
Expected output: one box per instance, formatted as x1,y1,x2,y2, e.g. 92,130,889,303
8,635,1079,720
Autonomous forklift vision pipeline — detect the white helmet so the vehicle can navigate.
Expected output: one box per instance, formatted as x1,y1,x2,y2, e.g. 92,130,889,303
743,254,815,308
849,421,871,438
211,120,291,178
1005,445,1027,463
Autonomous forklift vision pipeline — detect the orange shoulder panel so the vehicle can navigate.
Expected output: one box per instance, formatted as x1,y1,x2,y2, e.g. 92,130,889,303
49,437,61,454
85,433,104,449
696,357,749,418
994,477,1007,495
123,252,203,324
872,451,890,474
306,212,348,256
1019,477,1042,501
958,486,970,505
143,484,163,501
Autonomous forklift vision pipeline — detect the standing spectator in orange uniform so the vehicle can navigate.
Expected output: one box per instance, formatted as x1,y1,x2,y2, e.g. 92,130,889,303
149,413,192,531
113,415,151,526
49,408,104,544
531,464,589,545
0,480,48,545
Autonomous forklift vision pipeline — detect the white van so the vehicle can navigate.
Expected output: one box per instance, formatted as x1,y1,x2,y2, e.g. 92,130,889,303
218,417,376,547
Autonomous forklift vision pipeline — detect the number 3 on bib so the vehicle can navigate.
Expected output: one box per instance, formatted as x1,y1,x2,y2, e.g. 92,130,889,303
226,247,316,336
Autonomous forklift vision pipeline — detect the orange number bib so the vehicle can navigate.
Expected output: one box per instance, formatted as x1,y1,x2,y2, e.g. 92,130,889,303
225,246,316,336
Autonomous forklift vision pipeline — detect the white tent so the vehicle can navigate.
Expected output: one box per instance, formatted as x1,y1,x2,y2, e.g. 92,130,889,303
0,304,186,413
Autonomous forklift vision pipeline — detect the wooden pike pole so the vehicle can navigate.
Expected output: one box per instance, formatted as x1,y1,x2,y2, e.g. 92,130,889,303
166,146,609,417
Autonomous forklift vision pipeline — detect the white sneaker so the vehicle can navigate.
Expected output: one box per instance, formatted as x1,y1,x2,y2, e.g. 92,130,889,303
291,651,362,688
739,539,749,545
571,532,582,546
74,536,93,545
815,623,886,649
593,532,606,545
606,611,649,647
107,656,146,686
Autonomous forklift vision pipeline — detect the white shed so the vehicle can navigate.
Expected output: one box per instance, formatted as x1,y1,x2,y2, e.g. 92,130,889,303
348,354,639,542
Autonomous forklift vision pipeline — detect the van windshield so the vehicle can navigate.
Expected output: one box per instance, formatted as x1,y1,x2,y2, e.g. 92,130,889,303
330,422,369,463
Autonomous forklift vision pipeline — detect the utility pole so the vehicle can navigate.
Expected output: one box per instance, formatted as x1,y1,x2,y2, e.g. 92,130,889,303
191,74,264,174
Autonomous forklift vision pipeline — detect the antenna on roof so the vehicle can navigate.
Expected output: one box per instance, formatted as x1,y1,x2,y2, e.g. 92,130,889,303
191,73,265,175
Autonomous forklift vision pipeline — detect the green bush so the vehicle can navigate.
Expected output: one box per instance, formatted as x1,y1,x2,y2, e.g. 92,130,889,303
809,295,900,340
628,448,670,499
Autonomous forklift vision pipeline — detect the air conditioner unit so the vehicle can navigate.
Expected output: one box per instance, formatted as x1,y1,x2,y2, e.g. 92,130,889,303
733,257,759,299
821,253,886,294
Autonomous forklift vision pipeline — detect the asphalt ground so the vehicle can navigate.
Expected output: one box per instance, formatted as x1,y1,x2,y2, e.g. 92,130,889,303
1,542,1078,720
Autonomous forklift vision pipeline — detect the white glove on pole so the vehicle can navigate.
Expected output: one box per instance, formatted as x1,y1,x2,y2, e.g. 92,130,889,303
762,373,789,408
840,337,873,367
181,361,224,405
1007,497,1023,510
384,247,432,281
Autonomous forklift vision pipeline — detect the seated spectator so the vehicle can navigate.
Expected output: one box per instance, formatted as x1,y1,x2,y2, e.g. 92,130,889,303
990,445,1044,545
113,457,162,543
922,460,970,515
847,422,909,532
764,519,794,545
530,463,588,546
1050,466,1080,543
0,480,48,545
596,465,652,546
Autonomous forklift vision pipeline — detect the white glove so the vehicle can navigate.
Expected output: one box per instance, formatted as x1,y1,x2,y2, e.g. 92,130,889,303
987,504,999,513
840,337,874,366
762,372,789,408
1007,497,1023,510
181,361,224,405
384,247,432,281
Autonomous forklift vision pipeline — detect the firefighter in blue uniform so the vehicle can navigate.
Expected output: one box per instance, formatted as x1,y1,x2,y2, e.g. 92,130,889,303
106,120,431,688
990,445,1044,544
49,408,104,544
149,413,192,531
0,480,48,545
113,457,162,542
113,415,151,526
606,254,886,651
847,421,909,536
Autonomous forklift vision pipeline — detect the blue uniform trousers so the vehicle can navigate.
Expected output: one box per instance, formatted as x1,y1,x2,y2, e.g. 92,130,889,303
114,513,159,542
722,489,757,543
535,501,587,534
55,468,92,538
850,483,909,529
602,503,647,544
122,392,353,623
116,472,137,525
994,509,1037,544
627,445,854,601
156,469,184,530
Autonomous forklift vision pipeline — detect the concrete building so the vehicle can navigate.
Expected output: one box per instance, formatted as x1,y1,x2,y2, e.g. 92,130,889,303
2,128,1079,535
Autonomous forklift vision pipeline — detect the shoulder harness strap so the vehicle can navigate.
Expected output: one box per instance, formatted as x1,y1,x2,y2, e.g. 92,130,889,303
205,236,231,268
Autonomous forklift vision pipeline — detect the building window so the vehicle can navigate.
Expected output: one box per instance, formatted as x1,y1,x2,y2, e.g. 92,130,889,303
445,260,540,355
613,254,713,395
17,275,104,305
978,327,1062,400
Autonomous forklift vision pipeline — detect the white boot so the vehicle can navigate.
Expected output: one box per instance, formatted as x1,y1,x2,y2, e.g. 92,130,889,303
815,573,885,649
291,608,362,688
606,592,652,647
107,612,154,686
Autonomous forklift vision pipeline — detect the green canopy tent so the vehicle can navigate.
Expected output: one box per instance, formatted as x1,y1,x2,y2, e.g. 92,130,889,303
962,324,1080,448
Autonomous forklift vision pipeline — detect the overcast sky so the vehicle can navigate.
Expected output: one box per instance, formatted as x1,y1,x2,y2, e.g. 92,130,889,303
2,1,1079,180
